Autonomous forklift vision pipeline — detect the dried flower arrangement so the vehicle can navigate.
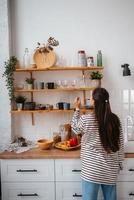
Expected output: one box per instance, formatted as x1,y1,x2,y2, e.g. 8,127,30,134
36,37,59,54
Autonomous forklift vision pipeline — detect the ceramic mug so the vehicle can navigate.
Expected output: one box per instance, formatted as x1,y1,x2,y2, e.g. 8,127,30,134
56,102,64,110
63,102,70,110
39,82,45,89
46,82,55,89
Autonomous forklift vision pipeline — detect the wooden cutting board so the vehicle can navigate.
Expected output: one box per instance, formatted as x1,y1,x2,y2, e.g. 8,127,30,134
34,49,57,69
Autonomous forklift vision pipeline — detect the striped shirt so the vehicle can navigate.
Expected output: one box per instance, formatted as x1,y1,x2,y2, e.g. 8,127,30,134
71,110,124,185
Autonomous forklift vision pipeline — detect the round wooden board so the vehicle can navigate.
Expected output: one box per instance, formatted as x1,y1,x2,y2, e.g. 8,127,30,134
33,49,56,69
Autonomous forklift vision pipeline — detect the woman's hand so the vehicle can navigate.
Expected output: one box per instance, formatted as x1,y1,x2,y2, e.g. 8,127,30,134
74,97,81,109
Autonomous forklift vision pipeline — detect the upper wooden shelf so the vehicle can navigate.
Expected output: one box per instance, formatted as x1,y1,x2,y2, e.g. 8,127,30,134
15,88,95,92
15,66,104,72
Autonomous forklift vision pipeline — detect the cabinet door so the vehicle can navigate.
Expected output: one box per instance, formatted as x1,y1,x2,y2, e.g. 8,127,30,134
56,182,103,200
118,158,134,181
2,182,55,200
1,159,54,182
56,182,82,200
117,182,134,199
55,159,81,181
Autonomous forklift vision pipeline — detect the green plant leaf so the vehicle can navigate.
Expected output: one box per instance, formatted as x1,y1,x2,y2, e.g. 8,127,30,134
2,56,18,102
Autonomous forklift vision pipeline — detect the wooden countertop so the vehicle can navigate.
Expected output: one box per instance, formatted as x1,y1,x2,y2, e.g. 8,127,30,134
0,148,80,159
0,148,134,159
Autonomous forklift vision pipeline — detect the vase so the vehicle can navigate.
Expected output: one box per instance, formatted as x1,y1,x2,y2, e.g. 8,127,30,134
92,79,101,88
33,49,56,69
27,84,33,89
16,103,23,111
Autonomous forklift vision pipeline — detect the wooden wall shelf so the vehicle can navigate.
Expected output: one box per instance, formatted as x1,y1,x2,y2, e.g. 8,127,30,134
15,66,104,72
13,65,103,125
11,108,93,114
15,88,95,92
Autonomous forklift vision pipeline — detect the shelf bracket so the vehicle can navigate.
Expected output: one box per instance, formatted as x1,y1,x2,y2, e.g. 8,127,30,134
31,113,35,125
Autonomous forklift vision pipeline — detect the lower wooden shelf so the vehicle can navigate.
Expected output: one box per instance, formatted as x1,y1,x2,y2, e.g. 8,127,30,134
11,108,93,114
11,108,93,125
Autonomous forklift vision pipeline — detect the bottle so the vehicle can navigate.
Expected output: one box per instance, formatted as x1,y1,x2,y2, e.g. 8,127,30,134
23,48,30,68
97,50,102,66
78,50,87,66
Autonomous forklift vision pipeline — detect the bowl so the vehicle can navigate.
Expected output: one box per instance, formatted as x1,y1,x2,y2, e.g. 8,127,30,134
37,139,53,150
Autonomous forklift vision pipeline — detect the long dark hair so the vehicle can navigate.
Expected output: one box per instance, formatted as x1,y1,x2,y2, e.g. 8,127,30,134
92,88,120,153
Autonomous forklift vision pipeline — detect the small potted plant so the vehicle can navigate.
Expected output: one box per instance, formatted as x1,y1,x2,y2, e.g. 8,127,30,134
15,95,26,111
90,71,103,88
25,77,35,89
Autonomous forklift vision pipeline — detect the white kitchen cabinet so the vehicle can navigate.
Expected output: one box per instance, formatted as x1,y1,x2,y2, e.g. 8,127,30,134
55,159,103,200
2,182,54,200
1,159,55,200
55,159,81,181
55,159,82,200
117,158,134,181
1,158,134,200
116,158,134,199
56,182,82,200
1,159,54,182
117,182,134,199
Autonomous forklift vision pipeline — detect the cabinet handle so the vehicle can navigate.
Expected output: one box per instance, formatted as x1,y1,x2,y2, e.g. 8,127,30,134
73,193,82,197
129,192,134,196
16,169,37,172
17,193,38,197
72,169,81,172
128,168,134,171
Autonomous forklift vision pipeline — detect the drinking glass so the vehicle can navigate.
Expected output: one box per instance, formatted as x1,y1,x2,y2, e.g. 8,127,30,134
62,80,68,88
56,80,62,88
71,80,77,88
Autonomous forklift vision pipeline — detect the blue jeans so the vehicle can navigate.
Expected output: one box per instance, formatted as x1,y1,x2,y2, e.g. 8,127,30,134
82,179,117,200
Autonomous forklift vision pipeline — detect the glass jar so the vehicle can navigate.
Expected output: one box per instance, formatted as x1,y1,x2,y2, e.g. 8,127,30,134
87,56,94,67
23,48,30,68
78,50,87,66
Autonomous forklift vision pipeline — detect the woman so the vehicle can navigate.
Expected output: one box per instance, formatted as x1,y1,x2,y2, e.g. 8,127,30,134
71,88,124,200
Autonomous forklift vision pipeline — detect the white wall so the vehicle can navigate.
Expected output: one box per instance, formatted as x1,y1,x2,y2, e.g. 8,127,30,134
7,0,134,141
0,0,12,148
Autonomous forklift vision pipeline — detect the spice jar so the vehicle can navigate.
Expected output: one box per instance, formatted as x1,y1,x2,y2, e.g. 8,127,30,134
87,57,94,67
78,50,87,66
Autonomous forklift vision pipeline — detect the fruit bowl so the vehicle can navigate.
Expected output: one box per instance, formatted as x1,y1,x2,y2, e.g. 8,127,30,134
37,139,53,150
55,141,81,151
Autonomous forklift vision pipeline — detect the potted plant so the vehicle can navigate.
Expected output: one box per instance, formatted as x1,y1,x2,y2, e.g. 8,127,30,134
25,77,35,89
90,71,103,88
15,95,26,111
2,56,18,102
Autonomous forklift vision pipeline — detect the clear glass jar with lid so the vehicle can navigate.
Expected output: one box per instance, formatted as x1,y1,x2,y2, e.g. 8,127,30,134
78,50,87,66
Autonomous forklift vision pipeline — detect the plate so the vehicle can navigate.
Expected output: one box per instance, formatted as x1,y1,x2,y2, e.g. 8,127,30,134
33,49,56,69
55,142,81,151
